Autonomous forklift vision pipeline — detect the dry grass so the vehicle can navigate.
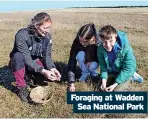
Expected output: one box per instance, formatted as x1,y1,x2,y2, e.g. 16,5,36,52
0,8,148,118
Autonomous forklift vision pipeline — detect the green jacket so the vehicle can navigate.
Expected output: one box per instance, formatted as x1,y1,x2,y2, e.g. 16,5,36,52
97,31,136,84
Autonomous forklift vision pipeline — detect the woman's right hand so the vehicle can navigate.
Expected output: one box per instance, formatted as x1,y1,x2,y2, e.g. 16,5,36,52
68,83,75,92
101,79,107,91
41,69,58,81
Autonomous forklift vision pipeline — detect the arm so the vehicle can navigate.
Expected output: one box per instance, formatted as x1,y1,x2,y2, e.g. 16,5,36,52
97,45,109,91
68,39,79,84
43,35,61,80
115,45,136,84
15,31,43,72
43,37,56,70
97,44,108,80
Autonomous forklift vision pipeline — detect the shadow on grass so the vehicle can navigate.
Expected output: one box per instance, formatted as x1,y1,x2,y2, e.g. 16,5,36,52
54,61,81,83
54,61,101,91
0,61,100,93
0,65,16,93
0,61,82,93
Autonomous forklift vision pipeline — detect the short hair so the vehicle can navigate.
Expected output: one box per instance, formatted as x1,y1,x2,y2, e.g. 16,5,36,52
79,23,96,40
99,25,117,39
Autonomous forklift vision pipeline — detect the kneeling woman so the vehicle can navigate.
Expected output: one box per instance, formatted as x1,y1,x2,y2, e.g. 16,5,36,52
9,12,61,102
68,23,100,92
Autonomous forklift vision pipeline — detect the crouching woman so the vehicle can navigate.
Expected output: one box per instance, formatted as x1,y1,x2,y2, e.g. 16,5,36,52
9,12,61,102
68,23,100,92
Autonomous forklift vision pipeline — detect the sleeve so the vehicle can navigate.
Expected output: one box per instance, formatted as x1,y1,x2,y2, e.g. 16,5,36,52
97,44,108,80
15,31,43,72
43,37,56,69
68,38,79,83
115,45,136,84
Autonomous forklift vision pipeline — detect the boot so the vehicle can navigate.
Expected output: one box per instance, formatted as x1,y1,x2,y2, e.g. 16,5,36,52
17,86,30,103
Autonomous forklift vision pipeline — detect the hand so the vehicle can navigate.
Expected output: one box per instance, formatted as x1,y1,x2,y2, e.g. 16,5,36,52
41,69,57,81
105,83,118,92
50,68,61,81
100,79,107,91
68,83,75,92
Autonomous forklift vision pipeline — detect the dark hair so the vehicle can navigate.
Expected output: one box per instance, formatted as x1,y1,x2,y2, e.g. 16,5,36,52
79,23,96,40
99,25,117,39
28,12,51,34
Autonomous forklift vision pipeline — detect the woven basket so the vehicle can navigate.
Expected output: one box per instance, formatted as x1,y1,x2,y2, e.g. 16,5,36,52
29,86,52,104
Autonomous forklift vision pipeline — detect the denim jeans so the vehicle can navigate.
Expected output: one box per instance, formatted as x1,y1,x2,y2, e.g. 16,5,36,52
76,51,99,76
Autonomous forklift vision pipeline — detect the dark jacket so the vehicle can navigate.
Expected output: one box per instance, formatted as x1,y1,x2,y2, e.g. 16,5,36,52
68,25,99,84
10,28,55,72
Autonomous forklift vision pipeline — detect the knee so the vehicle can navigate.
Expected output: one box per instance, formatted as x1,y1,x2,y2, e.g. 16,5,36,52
76,51,85,62
89,62,99,70
12,52,24,62
10,52,25,71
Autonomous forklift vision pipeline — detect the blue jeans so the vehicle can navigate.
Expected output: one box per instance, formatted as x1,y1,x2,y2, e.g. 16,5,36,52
76,51,99,76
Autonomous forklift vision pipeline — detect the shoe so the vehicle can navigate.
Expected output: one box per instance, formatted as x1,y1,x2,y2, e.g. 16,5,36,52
131,72,143,83
17,86,30,103
79,73,90,82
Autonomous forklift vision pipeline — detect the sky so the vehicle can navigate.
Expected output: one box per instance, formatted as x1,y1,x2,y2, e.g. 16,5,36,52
0,1,148,12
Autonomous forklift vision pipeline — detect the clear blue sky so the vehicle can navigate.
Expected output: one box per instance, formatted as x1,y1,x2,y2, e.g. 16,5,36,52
0,1,148,12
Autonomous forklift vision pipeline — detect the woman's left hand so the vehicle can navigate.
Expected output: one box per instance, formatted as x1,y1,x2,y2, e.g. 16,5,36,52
50,68,61,81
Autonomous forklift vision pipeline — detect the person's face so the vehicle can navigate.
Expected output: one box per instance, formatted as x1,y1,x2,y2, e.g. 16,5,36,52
79,36,95,47
101,33,117,52
36,20,52,37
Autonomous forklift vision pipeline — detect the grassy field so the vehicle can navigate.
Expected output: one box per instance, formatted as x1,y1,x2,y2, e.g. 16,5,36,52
0,8,148,118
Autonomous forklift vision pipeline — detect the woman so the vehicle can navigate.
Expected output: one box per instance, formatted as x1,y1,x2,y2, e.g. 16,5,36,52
68,23,100,92
9,12,61,103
